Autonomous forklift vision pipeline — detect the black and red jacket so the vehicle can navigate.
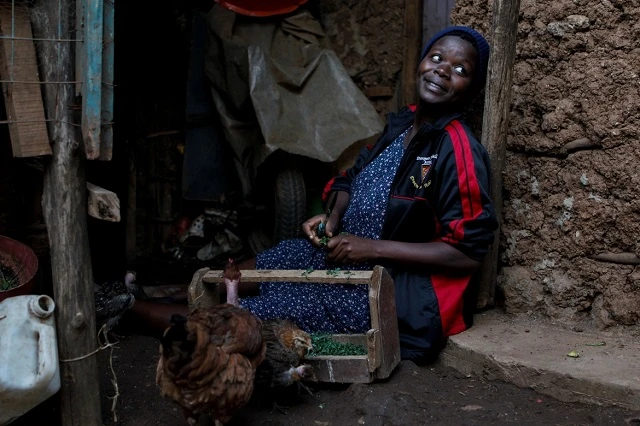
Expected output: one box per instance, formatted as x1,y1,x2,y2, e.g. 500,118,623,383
324,105,497,361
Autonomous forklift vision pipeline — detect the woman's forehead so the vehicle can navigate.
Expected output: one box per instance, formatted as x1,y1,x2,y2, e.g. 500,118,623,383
428,35,478,61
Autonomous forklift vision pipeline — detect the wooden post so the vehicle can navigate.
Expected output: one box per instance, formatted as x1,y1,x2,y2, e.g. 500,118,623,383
477,0,521,308
401,0,424,106
31,0,103,424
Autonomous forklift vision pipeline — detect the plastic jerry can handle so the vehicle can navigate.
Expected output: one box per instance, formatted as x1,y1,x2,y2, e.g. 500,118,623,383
33,296,59,387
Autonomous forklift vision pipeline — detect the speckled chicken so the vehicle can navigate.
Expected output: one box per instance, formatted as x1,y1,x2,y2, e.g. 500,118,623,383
156,259,266,425
256,319,315,391
94,271,137,338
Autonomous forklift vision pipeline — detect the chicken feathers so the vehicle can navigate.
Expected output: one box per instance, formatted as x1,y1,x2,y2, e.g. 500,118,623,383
157,308,265,425
156,259,266,425
94,271,137,338
256,319,315,390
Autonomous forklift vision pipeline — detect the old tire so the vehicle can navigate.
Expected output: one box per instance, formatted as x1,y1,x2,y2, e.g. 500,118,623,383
272,167,306,244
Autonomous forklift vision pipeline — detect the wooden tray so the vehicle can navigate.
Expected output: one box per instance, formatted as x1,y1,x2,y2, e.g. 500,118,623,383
187,266,400,383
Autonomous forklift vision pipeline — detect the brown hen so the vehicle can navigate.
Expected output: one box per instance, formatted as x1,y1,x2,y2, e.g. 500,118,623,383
256,319,314,390
156,259,265,425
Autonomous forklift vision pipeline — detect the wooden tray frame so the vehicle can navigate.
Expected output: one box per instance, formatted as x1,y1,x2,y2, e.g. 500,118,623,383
187,265,401,383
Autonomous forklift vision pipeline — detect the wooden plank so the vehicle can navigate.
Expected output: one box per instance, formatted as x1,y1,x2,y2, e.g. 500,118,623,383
367,329,381,372
367,267,383,372
0,2,51,157
305,356,372,383
202,269,373,284
325,333,367,346
422,0,455,45
401,0,424,105
75,0,83,96
477,0,521,308
372,265,401,379
86,182,120,222
81,0,103,160
32,0,102,422
98,0,114,161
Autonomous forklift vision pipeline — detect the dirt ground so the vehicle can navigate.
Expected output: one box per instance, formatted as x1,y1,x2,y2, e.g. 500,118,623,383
14,332,639,426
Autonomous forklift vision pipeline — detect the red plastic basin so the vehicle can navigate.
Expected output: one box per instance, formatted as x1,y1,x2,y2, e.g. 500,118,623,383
215,0,308,17
0,235,38,303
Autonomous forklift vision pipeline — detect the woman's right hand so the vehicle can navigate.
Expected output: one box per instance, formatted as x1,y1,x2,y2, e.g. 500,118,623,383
302,213,339,247
302,214,326,247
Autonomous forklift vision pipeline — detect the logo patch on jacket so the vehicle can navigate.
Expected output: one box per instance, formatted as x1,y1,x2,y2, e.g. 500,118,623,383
421,163,431,183
414,155,437,187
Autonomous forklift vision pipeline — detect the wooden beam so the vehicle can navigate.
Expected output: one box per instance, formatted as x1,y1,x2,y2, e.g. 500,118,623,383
477,0,521,308
81,0,103,160
0,2,51,157
98,0,114,161
202,269,374,284
87,182,120,222
31,0,102,424
401,0,424,106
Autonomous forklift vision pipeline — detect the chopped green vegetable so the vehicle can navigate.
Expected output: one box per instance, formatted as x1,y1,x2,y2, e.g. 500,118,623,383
302,267,314,280
308,333,368,356
326,268,342,276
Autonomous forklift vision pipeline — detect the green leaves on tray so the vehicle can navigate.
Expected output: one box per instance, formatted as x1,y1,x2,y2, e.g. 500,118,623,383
309,333,368,356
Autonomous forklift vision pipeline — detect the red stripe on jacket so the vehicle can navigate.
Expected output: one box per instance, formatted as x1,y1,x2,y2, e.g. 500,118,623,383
443,120,484,242
431,273,471,336
433,121,483,336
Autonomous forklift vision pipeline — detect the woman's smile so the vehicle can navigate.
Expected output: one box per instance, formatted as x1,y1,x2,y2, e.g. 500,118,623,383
423,77,447,94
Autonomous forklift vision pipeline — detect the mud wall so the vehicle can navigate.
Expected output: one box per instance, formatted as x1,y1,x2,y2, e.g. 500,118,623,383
452,0,640,331
319,0,406,117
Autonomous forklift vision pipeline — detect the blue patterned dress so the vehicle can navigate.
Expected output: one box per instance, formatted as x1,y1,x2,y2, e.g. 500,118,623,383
241,126,411,333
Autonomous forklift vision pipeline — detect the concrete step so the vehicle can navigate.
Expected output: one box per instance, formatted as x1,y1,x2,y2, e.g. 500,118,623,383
438,310,640,411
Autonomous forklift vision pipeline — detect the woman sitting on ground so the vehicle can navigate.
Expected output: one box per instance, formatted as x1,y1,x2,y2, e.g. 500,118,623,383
132,26,497,363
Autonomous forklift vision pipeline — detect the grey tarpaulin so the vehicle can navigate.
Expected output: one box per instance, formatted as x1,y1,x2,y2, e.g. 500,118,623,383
203,5,383,196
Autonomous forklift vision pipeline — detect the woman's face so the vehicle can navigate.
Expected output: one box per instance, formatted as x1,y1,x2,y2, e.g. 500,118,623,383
417,35,478,108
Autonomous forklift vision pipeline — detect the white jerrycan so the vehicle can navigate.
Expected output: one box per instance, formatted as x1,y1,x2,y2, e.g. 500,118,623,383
0,295,61,425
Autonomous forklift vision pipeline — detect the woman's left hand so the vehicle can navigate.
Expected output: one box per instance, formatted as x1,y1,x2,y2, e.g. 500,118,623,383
325,234,375,264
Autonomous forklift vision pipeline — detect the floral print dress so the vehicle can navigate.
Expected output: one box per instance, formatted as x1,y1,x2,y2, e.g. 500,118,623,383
240,127,411,333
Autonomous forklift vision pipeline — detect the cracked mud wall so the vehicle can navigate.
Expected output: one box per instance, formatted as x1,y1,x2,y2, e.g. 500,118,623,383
452,0,640,331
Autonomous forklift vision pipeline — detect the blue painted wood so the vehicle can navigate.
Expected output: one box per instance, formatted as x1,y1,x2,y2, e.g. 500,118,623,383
99,0,114,161
82,0,103,160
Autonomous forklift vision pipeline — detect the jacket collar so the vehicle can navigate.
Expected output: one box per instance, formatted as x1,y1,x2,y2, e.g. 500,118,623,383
388,106,463,137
